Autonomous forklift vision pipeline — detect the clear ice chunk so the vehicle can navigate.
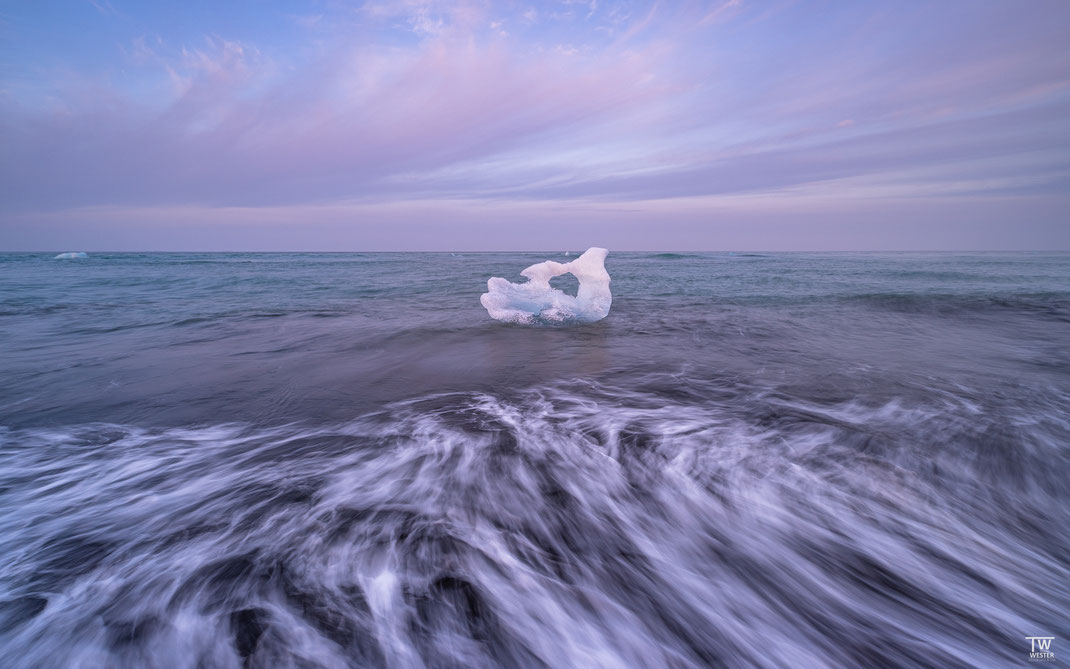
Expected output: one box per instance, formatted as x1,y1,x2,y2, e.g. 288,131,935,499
480,247,611,323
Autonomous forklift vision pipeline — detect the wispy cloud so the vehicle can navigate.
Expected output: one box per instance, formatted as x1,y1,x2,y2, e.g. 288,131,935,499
1,0,1068,249
86,0,118,17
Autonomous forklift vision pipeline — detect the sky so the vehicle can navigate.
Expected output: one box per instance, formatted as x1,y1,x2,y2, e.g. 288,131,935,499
1,0,1068,251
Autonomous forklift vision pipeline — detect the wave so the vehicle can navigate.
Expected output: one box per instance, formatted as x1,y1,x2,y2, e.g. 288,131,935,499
1,377,1067,667
641,253,767,259
844,292,1070,319
645,252,705,259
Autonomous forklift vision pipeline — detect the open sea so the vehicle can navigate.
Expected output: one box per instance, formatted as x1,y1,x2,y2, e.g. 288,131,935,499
0,251,1068,668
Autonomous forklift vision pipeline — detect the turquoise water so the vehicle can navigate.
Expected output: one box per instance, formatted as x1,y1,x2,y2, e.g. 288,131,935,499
1,251,1069,667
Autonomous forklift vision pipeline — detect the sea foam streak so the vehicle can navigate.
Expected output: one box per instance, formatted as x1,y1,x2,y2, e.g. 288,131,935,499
1,378,1065,668
480,247,611,323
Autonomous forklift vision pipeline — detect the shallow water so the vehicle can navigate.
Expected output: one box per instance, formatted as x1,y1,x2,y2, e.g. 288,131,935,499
1,252,1068,668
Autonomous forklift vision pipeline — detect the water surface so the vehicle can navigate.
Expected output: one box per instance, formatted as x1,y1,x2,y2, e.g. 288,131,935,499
1,252,1068,667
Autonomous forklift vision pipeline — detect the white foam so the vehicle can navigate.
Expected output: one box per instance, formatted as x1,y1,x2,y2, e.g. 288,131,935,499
54,252,88,259
480,247,612,323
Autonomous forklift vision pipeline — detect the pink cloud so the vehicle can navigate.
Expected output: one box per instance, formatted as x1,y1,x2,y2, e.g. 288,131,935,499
0,27,679,210
1,0,1068,237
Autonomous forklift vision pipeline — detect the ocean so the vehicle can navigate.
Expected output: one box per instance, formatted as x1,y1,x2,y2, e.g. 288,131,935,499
1,251,1068,668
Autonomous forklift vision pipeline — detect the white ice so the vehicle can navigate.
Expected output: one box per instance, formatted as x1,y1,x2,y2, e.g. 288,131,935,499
480,247,612,323
54,252,88,259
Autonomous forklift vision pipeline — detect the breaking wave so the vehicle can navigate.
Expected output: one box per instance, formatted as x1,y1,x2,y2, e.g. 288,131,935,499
1,376,1067,668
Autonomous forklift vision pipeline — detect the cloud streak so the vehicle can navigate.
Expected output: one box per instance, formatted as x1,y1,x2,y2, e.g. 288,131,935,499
1,0,1068,249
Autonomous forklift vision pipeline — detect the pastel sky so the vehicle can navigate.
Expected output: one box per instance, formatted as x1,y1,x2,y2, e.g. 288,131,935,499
1,0,1068,250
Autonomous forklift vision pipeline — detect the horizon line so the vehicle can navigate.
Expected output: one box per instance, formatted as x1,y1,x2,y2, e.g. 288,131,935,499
5,249,1068,254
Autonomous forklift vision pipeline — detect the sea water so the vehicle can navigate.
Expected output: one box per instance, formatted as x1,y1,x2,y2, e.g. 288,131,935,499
0,251,1068,668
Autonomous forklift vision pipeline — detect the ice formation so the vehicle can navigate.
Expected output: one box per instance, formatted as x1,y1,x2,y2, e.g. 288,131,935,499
481,247,612,323
54,252,88,259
